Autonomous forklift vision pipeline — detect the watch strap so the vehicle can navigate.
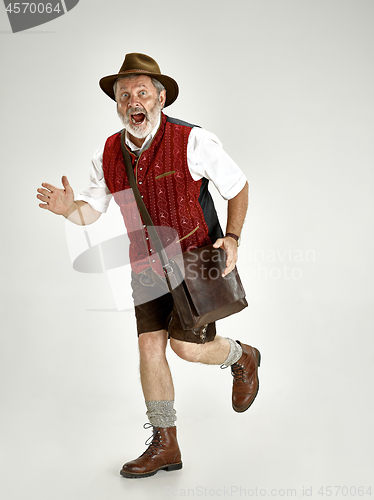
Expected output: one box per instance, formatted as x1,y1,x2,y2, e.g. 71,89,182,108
225,232,240,242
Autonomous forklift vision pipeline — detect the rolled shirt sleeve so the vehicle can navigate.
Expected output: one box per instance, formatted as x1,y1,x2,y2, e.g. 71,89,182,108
187,127,248,201
76,144,112,213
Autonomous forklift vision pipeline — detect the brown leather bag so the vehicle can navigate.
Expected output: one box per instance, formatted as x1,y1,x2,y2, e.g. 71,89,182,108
120,131,248,332
166,245,247,329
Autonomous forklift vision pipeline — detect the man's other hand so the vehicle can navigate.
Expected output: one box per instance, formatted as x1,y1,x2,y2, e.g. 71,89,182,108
37,176,75,217
213,236,238,277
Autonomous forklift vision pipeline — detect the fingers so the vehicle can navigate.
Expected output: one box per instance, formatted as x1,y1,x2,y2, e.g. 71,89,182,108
213,237,238,277
37,192,54,211
222,254,237,276
62,175,73,194
222,250,237,277
222,265,235,277
37,193,49,203
213,238,224,249
225,251,234,269
40,177,70,193
61,175,69,189
37,187,55,206
40,182,57,192
37,188,52,197
37,185,56,209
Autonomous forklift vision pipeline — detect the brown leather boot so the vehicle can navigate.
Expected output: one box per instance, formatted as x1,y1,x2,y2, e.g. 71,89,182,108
231,341,261,413
120,425,182,478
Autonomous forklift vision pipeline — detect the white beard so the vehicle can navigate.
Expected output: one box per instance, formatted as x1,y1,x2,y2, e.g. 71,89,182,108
117,99,162,139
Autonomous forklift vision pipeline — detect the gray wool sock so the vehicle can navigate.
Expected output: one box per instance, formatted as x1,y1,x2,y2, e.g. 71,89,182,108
145,400,177,428
222,338,243,367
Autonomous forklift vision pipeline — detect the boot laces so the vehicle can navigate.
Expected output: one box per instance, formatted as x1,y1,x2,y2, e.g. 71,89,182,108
143,423,162,457
231,362,245,382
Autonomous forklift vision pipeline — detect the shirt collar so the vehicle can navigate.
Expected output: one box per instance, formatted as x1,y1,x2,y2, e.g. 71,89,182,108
124,114,161,155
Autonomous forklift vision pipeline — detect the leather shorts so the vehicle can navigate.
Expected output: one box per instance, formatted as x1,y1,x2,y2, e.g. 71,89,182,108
131,268,216,344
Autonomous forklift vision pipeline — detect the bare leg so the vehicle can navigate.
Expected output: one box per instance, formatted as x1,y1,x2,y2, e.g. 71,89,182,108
169,335,230,365
138,330,174,401
121,331,181,478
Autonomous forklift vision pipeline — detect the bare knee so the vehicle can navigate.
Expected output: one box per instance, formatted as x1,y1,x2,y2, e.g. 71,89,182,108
170,337,202,363
138,330,168,362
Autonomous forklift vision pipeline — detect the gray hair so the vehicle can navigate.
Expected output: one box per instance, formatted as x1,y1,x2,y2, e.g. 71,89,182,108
113,75,166,100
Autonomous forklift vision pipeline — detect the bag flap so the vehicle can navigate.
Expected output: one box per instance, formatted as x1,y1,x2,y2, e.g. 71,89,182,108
181,245,246,316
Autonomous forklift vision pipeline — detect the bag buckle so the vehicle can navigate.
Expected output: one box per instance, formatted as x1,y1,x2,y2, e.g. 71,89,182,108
163,263,174,277
192,324,208,344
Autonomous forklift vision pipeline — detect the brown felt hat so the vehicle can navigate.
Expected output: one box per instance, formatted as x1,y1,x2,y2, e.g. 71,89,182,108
99,53,179,107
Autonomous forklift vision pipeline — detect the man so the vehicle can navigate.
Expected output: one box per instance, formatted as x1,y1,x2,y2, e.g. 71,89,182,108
37,53,261,479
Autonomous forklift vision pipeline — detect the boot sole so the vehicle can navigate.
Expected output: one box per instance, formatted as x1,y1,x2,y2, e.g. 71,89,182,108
233,348,261,413
120,461,183,479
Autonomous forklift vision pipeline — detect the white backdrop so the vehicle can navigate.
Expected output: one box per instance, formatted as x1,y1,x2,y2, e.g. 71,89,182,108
1,1,373,499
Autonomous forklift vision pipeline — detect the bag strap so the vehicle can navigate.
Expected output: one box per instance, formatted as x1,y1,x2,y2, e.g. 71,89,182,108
120,131,208,334
119,131,153,226
119,130,176,284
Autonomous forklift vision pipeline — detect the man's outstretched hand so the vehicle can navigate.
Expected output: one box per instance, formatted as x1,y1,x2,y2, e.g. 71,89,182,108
213,236,238,277
37,176,75,217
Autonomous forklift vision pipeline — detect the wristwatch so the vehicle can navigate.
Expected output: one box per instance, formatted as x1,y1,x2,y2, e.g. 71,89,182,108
225,232,241,247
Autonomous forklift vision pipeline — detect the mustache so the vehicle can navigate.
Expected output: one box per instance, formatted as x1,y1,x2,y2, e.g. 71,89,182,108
126,106,149,121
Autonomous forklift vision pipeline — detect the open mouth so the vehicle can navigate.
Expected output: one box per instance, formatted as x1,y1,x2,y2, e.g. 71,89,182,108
131,113,146,125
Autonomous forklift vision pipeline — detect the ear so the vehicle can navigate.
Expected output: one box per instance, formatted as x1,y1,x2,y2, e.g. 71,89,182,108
159,89,166,109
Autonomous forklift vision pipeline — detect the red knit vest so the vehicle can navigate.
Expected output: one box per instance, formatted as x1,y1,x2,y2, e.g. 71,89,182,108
102,113,212,274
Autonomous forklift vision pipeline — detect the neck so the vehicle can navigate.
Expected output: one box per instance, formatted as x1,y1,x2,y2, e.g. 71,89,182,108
128,134,146,148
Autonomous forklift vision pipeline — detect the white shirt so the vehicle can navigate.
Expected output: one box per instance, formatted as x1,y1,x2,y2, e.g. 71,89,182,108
77,115,247,213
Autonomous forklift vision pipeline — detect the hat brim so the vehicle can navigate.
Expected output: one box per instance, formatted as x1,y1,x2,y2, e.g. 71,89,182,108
99,71,179,107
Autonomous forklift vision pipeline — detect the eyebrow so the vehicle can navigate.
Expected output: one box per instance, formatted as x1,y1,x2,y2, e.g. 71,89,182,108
118,83,148,92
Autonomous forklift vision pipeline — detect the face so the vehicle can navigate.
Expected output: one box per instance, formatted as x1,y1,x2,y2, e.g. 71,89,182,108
115,75,166,144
